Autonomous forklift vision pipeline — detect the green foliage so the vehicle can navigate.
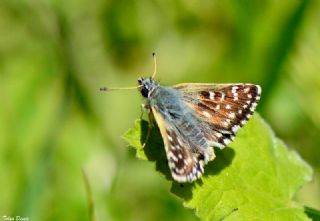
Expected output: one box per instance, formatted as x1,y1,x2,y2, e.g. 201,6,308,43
123,114,314,220
305,206,320,221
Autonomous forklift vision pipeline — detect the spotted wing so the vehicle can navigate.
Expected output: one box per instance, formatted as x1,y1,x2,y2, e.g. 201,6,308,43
174,83,261,148
151,106,209,183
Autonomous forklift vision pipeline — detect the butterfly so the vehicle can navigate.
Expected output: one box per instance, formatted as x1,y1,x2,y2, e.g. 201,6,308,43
103,54,261,183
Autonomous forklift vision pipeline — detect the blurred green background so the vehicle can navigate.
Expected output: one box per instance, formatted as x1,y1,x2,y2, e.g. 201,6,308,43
0,0,319,220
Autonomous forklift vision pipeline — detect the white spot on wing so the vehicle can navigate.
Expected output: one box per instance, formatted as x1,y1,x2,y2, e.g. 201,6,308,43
169,152,178,162
257,85,261,94
228,112,236,119
241,120,247,125
232,125,240,132
226,104,231,109
223,121,229,127
233,92,238,101
232,86,238,93
192,167,197,174
209,141,225,149
223,138,231,145
202,111,211,118
169,162,175,168
221,93,225,101
209,91,215,100
173,175,186,183
250,103,258,111
176,168,185,174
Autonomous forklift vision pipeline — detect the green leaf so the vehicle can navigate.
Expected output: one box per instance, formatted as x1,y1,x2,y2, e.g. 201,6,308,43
305,206,320,221
123,114,314,221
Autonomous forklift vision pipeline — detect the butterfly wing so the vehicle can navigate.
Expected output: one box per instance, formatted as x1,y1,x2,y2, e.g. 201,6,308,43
173,83,261,148
151,106,210,183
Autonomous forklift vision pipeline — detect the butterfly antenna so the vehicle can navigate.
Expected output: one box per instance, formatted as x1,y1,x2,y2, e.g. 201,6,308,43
151,52,157,79
100,85,142,92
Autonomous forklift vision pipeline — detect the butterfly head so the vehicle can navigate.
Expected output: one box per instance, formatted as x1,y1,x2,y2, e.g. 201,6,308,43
138,77,159,98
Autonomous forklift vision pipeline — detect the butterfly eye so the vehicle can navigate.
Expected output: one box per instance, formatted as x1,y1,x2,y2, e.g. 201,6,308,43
141,87,149,97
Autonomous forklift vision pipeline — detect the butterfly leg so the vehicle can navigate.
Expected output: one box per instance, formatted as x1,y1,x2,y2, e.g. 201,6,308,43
140,103,151,119
141,111,154,149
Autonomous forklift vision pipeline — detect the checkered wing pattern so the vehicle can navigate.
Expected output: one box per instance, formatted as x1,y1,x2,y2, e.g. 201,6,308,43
151,107,207,183
174,83,261,149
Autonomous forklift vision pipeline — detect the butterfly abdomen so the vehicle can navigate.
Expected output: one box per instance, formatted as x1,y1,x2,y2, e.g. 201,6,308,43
176,114,208,148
